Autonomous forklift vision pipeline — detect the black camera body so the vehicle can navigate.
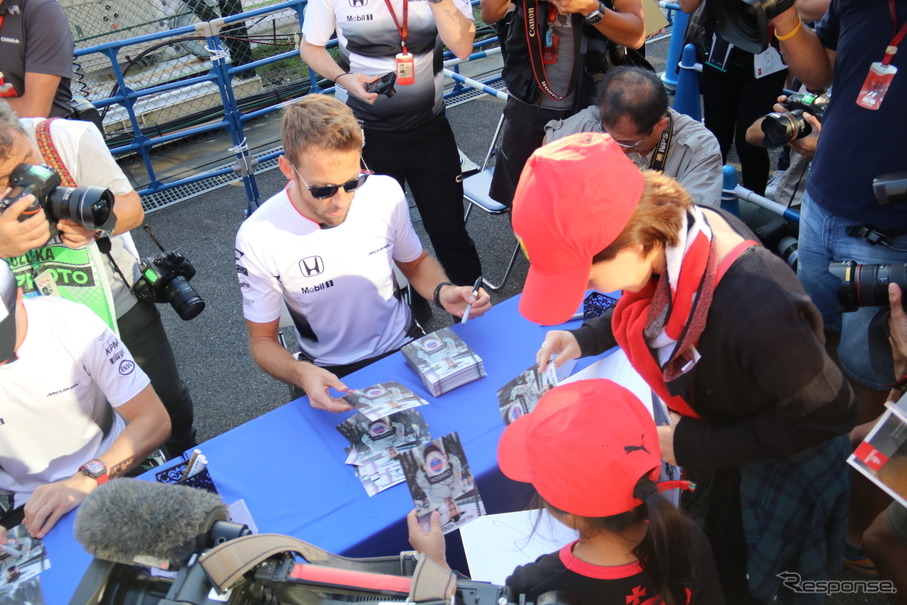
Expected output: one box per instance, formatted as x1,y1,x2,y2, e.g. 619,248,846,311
134,251,205,320
366,72,397,97
0,163,117,233
760,92,830,148
830,261,907,311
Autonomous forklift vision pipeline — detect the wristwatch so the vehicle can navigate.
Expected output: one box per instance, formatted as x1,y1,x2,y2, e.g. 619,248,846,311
79,459,109,485
585,1,606,25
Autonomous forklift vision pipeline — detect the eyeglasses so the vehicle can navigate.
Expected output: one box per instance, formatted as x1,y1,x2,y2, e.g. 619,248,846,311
599,123,645,150
291,164,369,200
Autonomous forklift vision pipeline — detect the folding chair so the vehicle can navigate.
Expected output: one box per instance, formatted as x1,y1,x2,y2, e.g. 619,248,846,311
463,113,521,291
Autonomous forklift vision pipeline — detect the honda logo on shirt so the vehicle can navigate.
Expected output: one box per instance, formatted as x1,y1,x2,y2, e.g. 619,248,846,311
349,0,367,6
300,256,325,277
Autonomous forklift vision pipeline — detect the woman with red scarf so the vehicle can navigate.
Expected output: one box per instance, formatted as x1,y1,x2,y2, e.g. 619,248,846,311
513,132,854,605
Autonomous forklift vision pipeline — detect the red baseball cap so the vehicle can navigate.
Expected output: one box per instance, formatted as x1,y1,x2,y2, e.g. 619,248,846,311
512,133,644,325
497,378,660,517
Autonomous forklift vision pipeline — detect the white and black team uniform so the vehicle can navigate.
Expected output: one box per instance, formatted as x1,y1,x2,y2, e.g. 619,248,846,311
302,0,470,132
301,0,482,287
235,175,423,368
0,297,150,508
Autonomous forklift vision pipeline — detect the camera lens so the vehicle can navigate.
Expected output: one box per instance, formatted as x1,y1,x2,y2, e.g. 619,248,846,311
761,110,811,148
831,262,907,311
47,186,117,232
776,236,798,271
164,276,205,321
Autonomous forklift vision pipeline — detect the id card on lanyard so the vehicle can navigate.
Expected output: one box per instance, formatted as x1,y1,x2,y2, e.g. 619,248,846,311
384,0,415,85
856,0,907,110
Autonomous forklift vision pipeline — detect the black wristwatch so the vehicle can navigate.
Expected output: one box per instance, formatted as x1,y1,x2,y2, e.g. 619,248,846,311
585,1,606,25
79,459,109,485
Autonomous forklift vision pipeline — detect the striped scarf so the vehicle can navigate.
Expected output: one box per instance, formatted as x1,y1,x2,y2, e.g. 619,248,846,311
612,206,717,418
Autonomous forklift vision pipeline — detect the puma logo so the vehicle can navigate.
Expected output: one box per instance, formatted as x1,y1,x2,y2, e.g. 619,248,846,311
624,435,651,455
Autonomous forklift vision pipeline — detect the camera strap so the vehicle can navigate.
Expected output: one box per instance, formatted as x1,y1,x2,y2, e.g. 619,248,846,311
35,119,75,187
198,534,446,596
648,112,674,173
521,0,580,101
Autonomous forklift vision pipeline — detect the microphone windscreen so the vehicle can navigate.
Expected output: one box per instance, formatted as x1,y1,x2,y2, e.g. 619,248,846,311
74,478,228,569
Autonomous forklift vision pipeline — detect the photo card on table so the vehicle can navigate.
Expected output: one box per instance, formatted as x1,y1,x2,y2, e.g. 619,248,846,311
342,381,429,421
399,432,485,534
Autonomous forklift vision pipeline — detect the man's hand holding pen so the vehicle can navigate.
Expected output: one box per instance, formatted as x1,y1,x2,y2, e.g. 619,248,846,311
437,278,491,322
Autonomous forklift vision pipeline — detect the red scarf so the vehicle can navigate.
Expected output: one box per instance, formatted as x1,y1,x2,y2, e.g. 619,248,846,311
611,208,756,418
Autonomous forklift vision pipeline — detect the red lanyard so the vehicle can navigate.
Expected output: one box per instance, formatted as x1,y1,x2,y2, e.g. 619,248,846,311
883,0,907,66
383,0,408,54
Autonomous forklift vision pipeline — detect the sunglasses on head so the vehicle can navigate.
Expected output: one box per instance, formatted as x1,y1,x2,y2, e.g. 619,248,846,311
292,165,370,200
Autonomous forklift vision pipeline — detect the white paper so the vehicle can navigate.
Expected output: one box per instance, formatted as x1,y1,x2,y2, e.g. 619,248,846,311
227,499,258,534
460,509,578,585
562,349,655,418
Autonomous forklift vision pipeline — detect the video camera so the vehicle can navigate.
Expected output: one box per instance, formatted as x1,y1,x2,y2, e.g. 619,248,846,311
0,163,116,234
760,92,830,148
710,0,795,54
73,522,569,605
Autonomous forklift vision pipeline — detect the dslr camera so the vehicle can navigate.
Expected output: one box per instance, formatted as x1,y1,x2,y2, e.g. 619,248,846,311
829,261,907,312
0,163,117,233
134,251,205,321
760,92,830,148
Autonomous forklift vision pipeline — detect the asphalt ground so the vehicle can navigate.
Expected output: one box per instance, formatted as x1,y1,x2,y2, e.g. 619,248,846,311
125,34,890,604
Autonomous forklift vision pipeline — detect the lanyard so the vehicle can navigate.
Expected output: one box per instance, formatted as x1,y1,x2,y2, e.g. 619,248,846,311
883,0,907,66
383,0,408,54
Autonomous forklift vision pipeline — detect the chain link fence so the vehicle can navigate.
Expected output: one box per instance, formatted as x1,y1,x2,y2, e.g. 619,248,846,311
64,0,308,147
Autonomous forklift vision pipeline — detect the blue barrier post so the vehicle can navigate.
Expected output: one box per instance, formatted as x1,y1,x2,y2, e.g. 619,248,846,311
661,4,687,91
672,43,702,121
721,165,741,216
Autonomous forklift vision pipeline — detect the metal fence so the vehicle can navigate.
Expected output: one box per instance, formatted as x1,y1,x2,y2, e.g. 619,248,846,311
61,0,502,215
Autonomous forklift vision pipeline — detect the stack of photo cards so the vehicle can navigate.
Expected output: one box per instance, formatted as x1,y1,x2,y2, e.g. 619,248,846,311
497,360,576,425
342,381,429,421
399,432,486,535
337,409,431,497
401,327,486,396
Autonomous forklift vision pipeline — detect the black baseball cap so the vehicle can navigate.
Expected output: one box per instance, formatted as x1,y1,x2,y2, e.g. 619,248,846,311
0,262,18,363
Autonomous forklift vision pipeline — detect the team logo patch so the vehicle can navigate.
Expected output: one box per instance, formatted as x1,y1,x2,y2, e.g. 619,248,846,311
299,256,325,277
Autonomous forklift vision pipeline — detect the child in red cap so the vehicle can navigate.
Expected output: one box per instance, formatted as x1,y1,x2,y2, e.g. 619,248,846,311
408,379,724,605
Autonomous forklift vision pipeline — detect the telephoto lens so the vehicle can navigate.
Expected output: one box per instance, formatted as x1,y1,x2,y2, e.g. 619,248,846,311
830,261,907,311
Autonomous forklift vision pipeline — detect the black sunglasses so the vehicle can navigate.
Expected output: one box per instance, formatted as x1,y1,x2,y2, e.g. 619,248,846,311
292,165,370,200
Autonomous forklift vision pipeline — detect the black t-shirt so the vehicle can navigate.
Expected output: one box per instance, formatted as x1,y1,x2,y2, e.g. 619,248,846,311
505,536,724,605
0,0,74,117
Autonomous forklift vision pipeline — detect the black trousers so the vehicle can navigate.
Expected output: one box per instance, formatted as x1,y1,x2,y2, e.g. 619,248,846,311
489,97,573,208
117,299,197,456
362,113,481,287
701,61,787,196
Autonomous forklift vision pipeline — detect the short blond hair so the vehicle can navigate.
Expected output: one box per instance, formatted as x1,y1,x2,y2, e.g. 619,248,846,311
281,95,362,165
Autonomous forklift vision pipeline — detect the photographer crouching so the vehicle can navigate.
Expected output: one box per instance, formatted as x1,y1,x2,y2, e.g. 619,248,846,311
0,99,198,457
